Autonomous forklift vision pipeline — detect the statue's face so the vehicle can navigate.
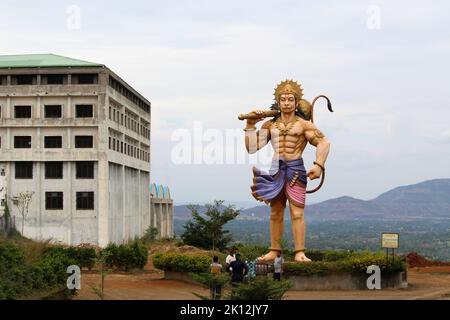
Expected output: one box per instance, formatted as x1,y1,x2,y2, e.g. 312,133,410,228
279,93,296,113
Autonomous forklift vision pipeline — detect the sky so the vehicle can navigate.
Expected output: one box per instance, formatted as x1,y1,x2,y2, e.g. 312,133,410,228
1,0,449,204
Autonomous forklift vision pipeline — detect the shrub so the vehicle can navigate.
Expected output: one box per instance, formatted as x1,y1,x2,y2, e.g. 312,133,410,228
0,242,77,300
153,252,211,273
66,246,97,270
141,226,159,244
282,251,406,277
228,276,292,300
102,241,148,271
233,244,268,262
283,261,330,276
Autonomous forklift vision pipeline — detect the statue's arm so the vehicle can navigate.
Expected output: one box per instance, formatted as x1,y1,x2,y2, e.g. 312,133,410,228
304,121,331,178
245,120,271,154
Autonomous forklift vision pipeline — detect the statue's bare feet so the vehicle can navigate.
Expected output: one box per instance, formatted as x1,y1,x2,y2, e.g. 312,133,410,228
294,252,311,263
257,250,279,262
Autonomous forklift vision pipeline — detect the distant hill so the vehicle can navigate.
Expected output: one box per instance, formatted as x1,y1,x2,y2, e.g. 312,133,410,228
174,179,450,221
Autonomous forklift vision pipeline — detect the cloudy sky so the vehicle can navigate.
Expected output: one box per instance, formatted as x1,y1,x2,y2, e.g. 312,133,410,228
1,0,449,205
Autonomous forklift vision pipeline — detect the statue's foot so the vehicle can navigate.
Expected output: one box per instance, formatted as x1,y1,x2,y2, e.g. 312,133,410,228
257,250,279,263
294,251,311,263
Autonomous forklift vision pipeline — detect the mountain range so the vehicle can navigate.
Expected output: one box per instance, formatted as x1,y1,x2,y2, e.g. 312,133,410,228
173,179,450,221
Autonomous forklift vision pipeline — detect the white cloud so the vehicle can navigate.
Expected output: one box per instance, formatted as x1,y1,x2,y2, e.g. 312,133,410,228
2,0,450,202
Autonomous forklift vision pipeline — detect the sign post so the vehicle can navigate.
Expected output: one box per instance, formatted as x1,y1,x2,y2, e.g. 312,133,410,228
381,233,399,264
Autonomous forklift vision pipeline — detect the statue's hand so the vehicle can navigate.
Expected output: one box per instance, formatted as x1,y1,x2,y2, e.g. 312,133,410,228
307,165,322,180
246,110,265,127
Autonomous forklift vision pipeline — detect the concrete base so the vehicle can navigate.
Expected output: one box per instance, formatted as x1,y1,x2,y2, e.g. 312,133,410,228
286,271,408,290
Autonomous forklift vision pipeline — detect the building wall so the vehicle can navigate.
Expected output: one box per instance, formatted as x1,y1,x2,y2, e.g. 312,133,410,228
0,66,153,246
1,161,98,245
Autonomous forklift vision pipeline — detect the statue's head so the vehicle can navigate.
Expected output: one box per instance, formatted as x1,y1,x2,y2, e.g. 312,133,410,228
274,80,303,108
273,80,307,116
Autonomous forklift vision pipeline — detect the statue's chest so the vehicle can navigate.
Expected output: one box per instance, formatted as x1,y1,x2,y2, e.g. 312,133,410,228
270,122,303,137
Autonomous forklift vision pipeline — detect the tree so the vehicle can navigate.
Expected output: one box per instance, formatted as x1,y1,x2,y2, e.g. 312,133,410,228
3,192,11,232
181,200,240,251
11,191,35,236
228,276,292,300
141,226,159,244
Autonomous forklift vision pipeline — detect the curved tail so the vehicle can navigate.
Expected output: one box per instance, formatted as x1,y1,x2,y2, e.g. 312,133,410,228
306,95,333,194
310,95,333,123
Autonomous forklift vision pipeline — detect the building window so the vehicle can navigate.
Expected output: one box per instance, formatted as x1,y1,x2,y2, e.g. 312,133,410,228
76,74,97,84
76,105,93,118
46,74,64,85
121,142,123,153
76,192,94,210
44,136,62,148
14,136,32,148
15,105,32,118
15,162,33,179
16,75,34,85
46,192,63,210
45,162,63,179
44,105,62,118
75,136,93,148
76,162,94,179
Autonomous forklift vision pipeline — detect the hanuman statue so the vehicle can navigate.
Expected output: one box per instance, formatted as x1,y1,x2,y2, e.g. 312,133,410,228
241,80,332,263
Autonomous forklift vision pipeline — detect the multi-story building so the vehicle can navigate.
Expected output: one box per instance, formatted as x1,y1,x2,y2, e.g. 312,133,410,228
0,54,153,246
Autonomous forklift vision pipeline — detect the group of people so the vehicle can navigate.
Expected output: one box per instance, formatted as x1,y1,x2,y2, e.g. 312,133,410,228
209,248,285,291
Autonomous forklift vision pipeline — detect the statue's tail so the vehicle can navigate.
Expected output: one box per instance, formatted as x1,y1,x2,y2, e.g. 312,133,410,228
306,95,333,194
310,95,333,123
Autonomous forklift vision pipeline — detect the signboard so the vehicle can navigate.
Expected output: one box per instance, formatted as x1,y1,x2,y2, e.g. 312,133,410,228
381,233,399,249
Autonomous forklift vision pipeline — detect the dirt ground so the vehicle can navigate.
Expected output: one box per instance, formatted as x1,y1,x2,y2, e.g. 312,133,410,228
74,266,450,300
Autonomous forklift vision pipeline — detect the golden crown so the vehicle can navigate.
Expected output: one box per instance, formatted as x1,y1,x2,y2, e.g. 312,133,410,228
274,80,304,103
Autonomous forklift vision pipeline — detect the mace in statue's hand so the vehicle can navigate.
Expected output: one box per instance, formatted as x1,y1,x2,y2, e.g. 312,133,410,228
245,110,265,127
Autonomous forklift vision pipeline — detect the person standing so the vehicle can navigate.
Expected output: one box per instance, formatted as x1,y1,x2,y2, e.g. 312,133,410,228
227,253,248,285
225,248,236,269
210,256,223,299
273,252,284,281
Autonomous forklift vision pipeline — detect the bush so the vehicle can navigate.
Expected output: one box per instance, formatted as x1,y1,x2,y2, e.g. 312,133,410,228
153,252,211,273
228,276,292,300
102,241,148,271
282,251,406,277
233,244,268,262
141,227,159,244
0,242,77,300
65,246,97,270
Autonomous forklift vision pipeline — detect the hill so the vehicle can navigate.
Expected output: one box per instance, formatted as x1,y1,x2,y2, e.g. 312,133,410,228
174,179,450,221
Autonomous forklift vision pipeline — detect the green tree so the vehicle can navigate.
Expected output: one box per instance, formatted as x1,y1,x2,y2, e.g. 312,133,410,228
228,276,292,300
181,200,239,251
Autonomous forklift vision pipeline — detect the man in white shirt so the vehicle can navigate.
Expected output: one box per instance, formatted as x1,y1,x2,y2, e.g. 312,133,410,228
273,252,284,281
225,248,236,268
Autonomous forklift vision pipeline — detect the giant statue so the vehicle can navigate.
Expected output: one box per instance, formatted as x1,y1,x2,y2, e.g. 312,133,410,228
239,80,333,262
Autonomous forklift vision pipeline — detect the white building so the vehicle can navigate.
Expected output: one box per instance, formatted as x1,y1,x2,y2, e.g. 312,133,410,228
0,54,154,246
150,184,174,239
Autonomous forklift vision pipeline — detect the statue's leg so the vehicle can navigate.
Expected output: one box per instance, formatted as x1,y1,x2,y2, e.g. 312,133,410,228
289,202,311,262
258,193,285,262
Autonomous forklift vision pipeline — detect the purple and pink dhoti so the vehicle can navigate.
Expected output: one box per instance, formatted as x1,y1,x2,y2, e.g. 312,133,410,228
251,158,307,208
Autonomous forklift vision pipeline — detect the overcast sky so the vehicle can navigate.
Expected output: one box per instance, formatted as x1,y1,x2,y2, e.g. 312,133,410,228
1,0,449,204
